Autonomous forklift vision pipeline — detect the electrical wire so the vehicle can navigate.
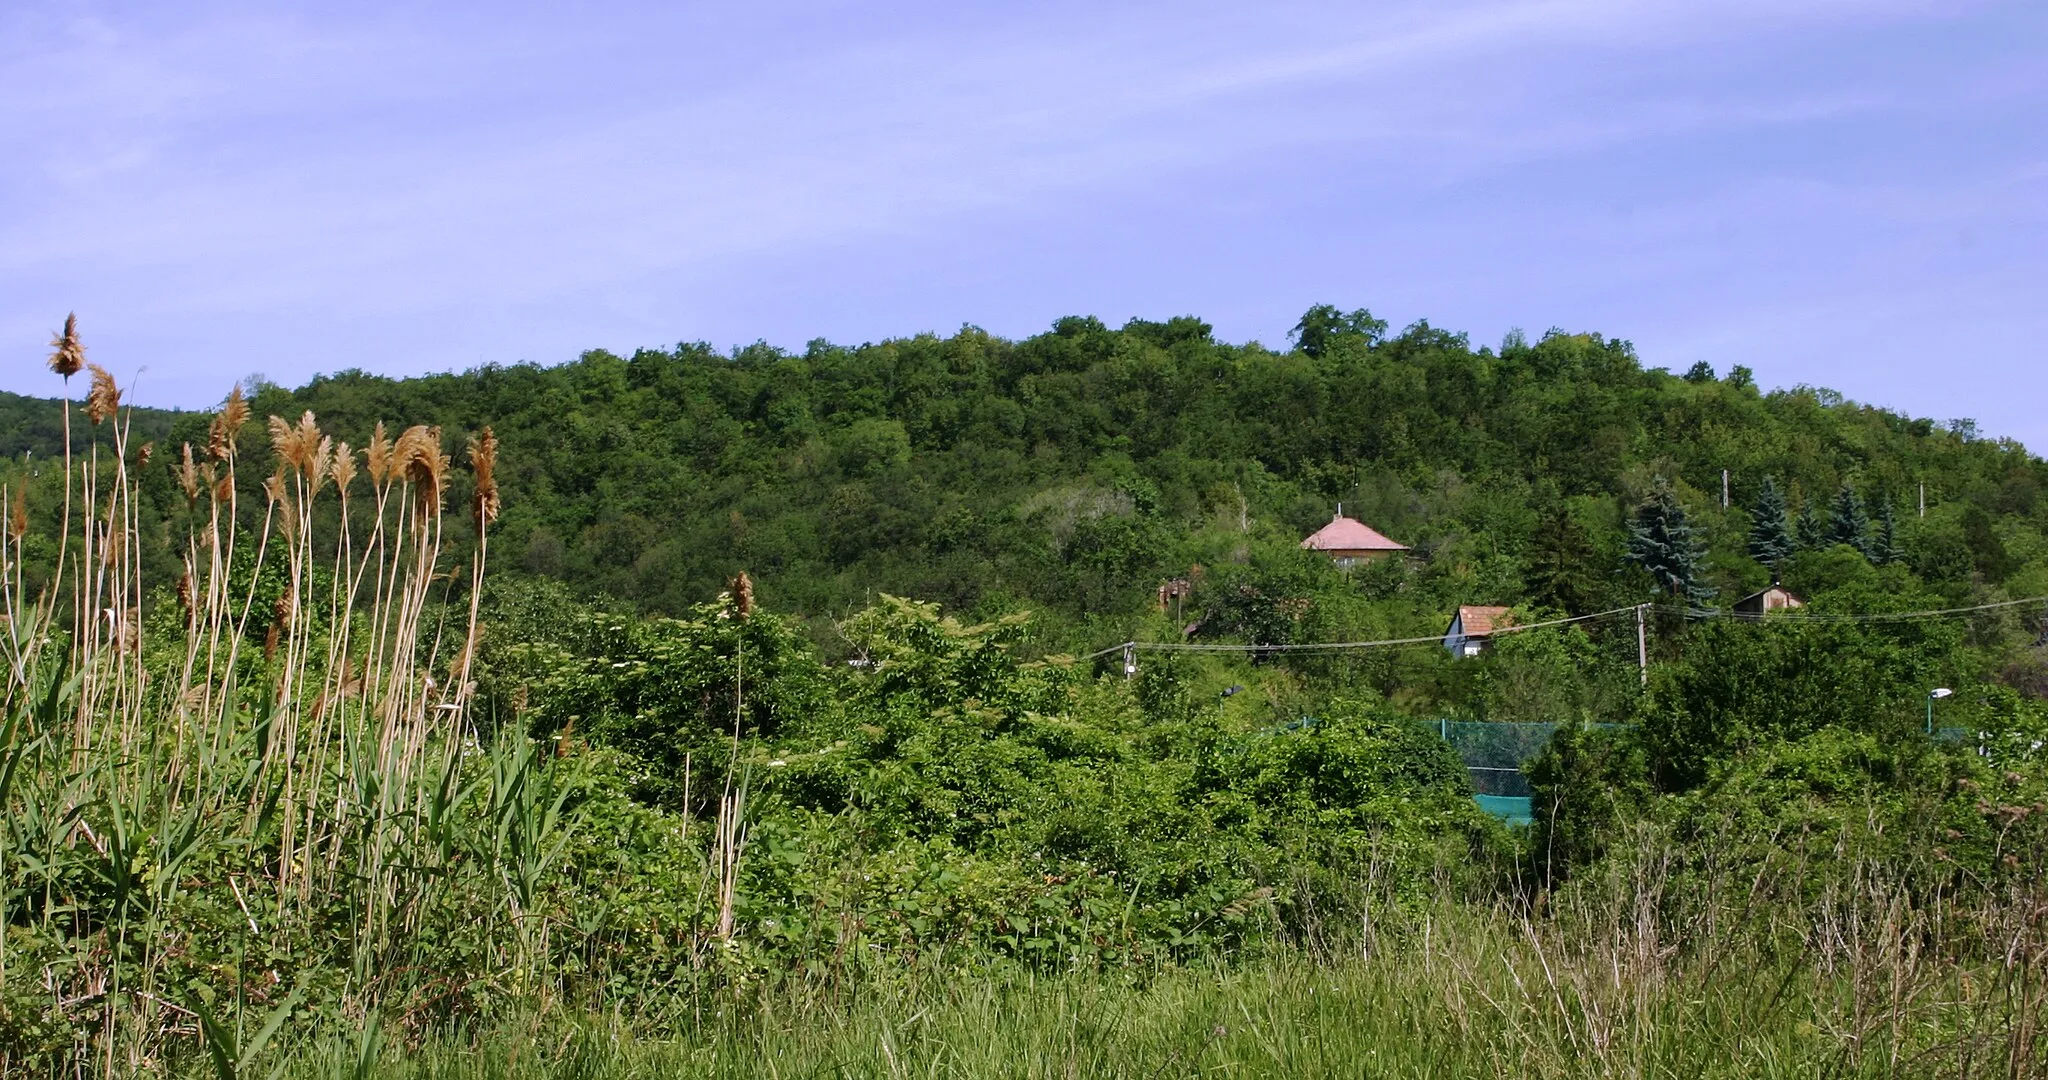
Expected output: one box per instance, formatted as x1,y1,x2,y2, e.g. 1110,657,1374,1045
1079,594,2048,661
1665,594,2048,623
1080,604,1643,659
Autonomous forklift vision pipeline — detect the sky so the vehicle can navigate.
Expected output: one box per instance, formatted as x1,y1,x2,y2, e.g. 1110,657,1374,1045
2,0,2044,448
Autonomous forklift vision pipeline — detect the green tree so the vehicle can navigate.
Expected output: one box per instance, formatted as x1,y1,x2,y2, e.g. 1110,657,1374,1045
1872,498,1904,566
1827,483,1871,557
1682,361,1716,384
1527,499,1601,614
1290,304,1387,358
1625,478,1714,605
1746,476,1794,569
1637,619,1945,789
1795,500,1828,551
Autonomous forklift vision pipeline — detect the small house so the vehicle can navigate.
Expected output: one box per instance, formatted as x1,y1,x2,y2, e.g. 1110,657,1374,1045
1300,513,1409,568
1734,583,1805,618
1443,605,1513,658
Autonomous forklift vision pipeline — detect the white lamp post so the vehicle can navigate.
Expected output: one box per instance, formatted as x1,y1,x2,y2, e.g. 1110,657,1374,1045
1927,687,1952,734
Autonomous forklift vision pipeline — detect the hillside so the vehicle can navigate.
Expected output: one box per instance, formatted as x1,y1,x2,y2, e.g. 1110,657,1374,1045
6,310,2048,1074
16,310,2026,632
7,310,2042,661
0,387,182,459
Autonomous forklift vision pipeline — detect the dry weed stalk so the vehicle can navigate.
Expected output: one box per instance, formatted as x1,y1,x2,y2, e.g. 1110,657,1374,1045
47,313,84,380
0,319,504,1069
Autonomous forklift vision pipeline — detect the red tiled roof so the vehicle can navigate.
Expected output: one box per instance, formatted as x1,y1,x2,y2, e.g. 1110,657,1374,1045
1455,605,1513,637
1300,515,1408,552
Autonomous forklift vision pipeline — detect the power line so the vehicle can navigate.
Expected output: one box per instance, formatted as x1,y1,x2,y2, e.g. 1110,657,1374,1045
1080,594,2048,661
1666,594,2048,624
1080,604,1642,659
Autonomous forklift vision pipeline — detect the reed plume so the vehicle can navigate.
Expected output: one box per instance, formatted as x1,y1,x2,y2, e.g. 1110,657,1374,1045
268,412,319,475
84,364,119,424
731,571,754,619
47,313,84,379
9,487,25,541
366,421,396,487
178,444,201,503
468,427,499,527
330,441,358,493
209,386,249,462
311,435,335,492
396,425,448,513
85,365,119,426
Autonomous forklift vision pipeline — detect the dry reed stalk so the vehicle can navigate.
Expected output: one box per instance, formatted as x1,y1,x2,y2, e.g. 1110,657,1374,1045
450,429,498,708
4,331,506,1019
46,313,84,380
84,365,118,426
208,386,248,462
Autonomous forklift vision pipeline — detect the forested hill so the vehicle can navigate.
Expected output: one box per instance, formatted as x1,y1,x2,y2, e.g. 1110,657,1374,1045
0,387,181,459
13,309,2047,644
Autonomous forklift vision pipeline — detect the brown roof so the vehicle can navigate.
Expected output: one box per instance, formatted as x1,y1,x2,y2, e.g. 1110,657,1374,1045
1300,515,1408,553
1454,605,1514,637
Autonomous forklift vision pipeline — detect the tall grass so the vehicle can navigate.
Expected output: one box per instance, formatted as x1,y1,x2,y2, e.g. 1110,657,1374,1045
276,875,2044,1080
0,321,553,1074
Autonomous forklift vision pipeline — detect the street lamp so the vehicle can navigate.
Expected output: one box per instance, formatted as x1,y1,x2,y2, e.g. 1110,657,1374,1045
1927,687,1953,734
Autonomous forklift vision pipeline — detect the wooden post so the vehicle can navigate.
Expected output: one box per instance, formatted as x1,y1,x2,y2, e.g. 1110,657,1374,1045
1637,604,1650,684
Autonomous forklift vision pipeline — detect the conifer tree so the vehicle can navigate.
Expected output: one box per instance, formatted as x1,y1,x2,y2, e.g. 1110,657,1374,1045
1828,483,1871,556
1626,477,1715,605
1873,498,1904,566
1795,500,1828,551
1747,476,1794,568
1529,496,1599,613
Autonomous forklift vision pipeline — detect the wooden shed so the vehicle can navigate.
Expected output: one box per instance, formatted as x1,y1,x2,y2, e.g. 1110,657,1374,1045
1734,584,1805,618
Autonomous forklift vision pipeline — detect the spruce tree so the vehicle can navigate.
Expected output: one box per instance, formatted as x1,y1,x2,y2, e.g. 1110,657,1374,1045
1529,497,1599,613
1873,498,1904,566
1747,476,1795,568
1626,477,1715,605
1795,500,1828,551
1828,483,1871,556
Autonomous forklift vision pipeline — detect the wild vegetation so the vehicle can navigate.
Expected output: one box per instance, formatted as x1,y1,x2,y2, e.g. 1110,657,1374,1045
0,310,2043,1076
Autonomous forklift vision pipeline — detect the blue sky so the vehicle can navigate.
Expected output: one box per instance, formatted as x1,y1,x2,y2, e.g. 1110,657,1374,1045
3,1,2043,448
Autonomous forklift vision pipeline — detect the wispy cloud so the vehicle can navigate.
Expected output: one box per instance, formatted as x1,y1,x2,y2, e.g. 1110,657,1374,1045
0,0,2040,448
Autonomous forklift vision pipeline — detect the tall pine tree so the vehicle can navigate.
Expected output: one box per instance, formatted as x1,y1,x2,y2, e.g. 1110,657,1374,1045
1529,496,1600,613
1747,476,1795,568
1873,498,1904,566
1828,483,1871,557
1626,477,1715,605
1796,499,1828,551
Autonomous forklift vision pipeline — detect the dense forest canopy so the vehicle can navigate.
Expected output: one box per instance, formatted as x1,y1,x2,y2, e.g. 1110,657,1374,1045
8,308,2039,645
7,309,2048,1074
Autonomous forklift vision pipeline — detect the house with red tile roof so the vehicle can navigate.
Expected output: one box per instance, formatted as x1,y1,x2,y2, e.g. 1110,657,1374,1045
1443,605,1513,658
1299,512,1408,568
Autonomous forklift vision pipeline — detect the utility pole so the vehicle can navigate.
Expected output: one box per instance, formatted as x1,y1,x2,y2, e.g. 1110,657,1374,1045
1636,603,1649,686
1722,469,1730,509
1919,483,1926,519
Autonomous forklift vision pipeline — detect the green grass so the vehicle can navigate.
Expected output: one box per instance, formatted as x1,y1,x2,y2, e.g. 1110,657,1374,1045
267,906,2038,1080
